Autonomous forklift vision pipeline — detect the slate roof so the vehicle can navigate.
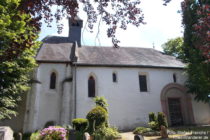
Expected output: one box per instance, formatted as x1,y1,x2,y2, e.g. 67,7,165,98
76,46,185,68
36,43,73,62
36,36,185,68
42,36,70,44
36,35,75,62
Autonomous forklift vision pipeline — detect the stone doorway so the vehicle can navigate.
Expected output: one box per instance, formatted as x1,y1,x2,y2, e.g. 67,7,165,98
160,83,195,126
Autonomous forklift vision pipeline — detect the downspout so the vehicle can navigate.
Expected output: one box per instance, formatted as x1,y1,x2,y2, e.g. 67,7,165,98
60,74,65,124
70,41,78,119
70,62,77,120
74,63,77,118
60,66,65,124
60,63,73,125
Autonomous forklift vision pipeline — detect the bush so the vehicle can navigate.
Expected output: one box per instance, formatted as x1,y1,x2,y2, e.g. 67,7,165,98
30,131,40,140
92,126,120,140
44,121,55,128
94,96,109,127
148,121,159,131
22,132,31,140
39,126,67,140
149,112,156,122
157,112,168,128
133,127,152,134
72,118,88,131
142,131,160,136
86,106,108,134
94,96,108,110
75,131,84,140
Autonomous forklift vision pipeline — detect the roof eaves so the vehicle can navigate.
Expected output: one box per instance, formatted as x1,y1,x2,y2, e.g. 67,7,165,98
74,63,185,69
36,60,72,63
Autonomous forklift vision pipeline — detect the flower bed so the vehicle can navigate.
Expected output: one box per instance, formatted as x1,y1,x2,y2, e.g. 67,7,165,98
39,126,67,140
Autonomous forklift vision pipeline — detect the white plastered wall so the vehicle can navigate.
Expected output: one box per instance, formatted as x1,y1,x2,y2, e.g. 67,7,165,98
75,66,187,130
191,97,210,125
24,63,73,132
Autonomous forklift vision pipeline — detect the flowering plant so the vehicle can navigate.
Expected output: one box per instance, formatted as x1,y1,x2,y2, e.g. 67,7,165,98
39,126,67,140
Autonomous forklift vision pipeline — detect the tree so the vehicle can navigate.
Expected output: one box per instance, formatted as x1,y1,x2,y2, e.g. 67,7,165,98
181,0,210,102
162,37,186,61
162,0,209,102
0,0,39,119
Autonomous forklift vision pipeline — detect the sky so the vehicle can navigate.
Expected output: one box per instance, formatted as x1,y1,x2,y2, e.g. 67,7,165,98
39,0,183,51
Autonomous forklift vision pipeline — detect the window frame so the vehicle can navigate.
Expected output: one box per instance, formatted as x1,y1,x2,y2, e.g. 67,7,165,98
173,73,177,83
139,72,149,92
88,76,96,98
50,72,57,90
112,72,117,83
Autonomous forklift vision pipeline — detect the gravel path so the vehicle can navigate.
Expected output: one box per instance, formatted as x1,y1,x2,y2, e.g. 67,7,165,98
120,132,134,140
120,132,158,140
120,132,192,140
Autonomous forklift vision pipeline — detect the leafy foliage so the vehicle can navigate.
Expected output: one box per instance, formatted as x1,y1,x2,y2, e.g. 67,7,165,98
162,37,186,61
84,97,120,139
148,112,157,123
30,131,40,140
86,106,108,134
0,0,39,120
72,118,88,131
147,112,167,131
15,0,145,48
157,112,168,128
92,126,120,140
133,127,152,134
181,0,210,102
0,0,39,62
162,0,209,102
148,121,159,131
79,0,145,47
94,96,108,111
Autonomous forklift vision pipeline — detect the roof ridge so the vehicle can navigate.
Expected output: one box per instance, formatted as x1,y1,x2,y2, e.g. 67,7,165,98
80,46,156,49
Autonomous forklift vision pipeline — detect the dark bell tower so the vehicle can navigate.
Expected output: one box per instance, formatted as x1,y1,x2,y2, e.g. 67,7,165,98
68,16,83,47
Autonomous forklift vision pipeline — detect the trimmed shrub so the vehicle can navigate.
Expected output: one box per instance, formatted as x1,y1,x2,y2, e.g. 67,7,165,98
92,126,120,140
149,112,157,122
93,96,108,110
94,96,109,127
148,121,159,131
133,127,152,134
86,106,108,134
39,126,67,140
157,112,168,128
72,118,88,131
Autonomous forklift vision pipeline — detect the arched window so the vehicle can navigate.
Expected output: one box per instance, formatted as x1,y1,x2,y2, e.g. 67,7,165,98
113,72,117,82
88,76,95,97
50,72,56,89
173,73,177,83
139,74,148,92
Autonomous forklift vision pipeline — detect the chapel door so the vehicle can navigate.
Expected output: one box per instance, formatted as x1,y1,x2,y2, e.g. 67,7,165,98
168,98,184,126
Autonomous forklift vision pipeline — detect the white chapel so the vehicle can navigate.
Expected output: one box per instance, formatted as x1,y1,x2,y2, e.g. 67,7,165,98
1,18,210,133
